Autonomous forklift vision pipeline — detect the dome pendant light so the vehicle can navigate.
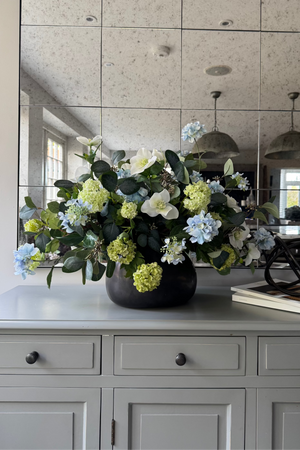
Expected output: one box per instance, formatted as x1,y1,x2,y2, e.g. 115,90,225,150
193,91,240,158
265,92,300,160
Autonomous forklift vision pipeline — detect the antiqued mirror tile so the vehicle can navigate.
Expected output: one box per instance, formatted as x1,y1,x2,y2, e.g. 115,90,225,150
20,27,101,106
102,28,181,109
103,0,181,28
261,33,300,111
183,0,260,30
182,30,260,110
262,0,300,31
102,108,180,152
21,0,101,26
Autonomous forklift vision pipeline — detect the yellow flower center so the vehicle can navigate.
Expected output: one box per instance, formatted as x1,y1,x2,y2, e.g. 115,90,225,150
138,158,148,168
155,200,166,210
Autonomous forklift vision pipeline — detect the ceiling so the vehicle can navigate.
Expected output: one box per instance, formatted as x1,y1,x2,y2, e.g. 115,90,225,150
20,0,300,169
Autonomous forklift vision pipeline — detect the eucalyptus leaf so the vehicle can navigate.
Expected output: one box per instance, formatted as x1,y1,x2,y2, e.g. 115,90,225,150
183,160,198,168
92,262,106,281
19,205,37,220
210,193,227,205
35,233,51,253
253,210,268,224
103,222,121,243
91,160,111,177
224,159,234,176
54,179,74,189
165,150,179,170
198,159,207,170
77,173,91,183
101,171,118,192
85,259,93,280
47,201,60,214
150,161,164,175
148,236,161,252
208,250,222,258
82,230,98,248
46,267,54,289
106,259,115,278
118,177,140,195
111,150,126,165
25,196,37,209
228,211,246,227
212,250,229,270
170,185,181,199
137,234,148,247
174,161,189,184
58,233,83,246
260,202,279,219
62,256,84,273
82,261,87,285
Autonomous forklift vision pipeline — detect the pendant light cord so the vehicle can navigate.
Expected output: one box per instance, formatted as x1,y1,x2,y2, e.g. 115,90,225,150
290,98,295,131
212,97,219,132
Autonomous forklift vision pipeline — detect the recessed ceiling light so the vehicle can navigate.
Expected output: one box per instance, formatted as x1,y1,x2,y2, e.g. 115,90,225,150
104,62,114,67
204,65,232,76
152,45,171,58
85,15,97,22
219,19,233,27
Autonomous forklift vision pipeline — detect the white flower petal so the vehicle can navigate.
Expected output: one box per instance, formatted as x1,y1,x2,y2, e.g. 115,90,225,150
141,200,159,217
76,136,90,146
160,189,171,203
162,204,179,220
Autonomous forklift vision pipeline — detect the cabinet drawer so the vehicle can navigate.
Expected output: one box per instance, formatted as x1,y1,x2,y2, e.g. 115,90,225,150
0,335,101,374
259,337,300,375
114,336,245,375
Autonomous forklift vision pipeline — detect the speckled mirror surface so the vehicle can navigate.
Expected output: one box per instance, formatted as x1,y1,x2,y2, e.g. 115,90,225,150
19,0,300,243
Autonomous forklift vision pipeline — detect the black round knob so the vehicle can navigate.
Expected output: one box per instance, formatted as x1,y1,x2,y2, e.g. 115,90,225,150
25,351,39,364
175,353,186,366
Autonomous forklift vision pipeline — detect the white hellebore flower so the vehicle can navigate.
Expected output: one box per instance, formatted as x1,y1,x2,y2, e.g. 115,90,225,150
76,135,102,147
244,243,260,266
130,148,157,175
226,194,241,212
229,222,250,249
141,189,179,220
152,149,165,164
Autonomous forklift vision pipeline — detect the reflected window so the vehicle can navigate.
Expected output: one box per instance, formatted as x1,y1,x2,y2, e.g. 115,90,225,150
45,131,65,205
280,169,300,218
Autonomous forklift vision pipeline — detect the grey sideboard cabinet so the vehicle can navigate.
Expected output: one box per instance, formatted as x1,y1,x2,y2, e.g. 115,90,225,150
1,286,300,449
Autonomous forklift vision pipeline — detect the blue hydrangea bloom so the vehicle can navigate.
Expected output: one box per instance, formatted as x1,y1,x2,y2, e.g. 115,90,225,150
208,180,225,194
116,168,131,179
181,122,206,143
13,243,39,280
231,172,249,191
183,211,222,245
190,171,204,183
58,198,92,233
116,187,149,203
253,228,275,250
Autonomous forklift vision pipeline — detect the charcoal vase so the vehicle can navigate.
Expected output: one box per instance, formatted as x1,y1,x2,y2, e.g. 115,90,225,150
105,251,197,309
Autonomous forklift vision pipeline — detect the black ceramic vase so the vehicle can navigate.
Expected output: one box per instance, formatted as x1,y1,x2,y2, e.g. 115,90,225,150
105,250,197,309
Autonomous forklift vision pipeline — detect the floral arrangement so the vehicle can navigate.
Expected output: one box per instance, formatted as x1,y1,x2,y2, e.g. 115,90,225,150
15,123,279,291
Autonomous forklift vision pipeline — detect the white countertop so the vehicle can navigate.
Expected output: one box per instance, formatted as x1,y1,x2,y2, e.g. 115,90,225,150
1,285,300,331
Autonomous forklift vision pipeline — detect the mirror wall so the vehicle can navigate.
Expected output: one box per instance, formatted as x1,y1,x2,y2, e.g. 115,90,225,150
19,0,300,244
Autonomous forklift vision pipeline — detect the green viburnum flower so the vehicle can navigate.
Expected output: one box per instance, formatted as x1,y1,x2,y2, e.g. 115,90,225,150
210,244,236,272
107,237,136,265
120,201,138,219
24,219,44,233
29,249,44,271
210,212,222,223
183,180,211,214
133,262,163,293
78,179,109,213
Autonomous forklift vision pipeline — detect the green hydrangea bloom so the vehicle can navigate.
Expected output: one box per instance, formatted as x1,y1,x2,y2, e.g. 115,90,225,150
107,237,136,265
183,180,211,214
78,179,109,213
24,219,44,233
29,249,44,271
210,244,236,271
120,201,138,219
133,262,163,293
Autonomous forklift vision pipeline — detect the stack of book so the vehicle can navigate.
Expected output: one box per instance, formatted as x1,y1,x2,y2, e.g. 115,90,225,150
231,280,300,314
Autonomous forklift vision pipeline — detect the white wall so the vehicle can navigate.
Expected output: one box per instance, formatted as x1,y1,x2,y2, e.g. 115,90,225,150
1,0,293,295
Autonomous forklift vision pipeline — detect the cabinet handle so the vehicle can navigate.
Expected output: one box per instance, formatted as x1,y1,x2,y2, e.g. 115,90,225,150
175,353,186,366
25,351,39,364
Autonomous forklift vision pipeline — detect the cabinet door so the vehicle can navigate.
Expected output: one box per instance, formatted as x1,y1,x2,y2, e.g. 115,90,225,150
0,387,100,450
257,389,300,450
114,389,245,450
